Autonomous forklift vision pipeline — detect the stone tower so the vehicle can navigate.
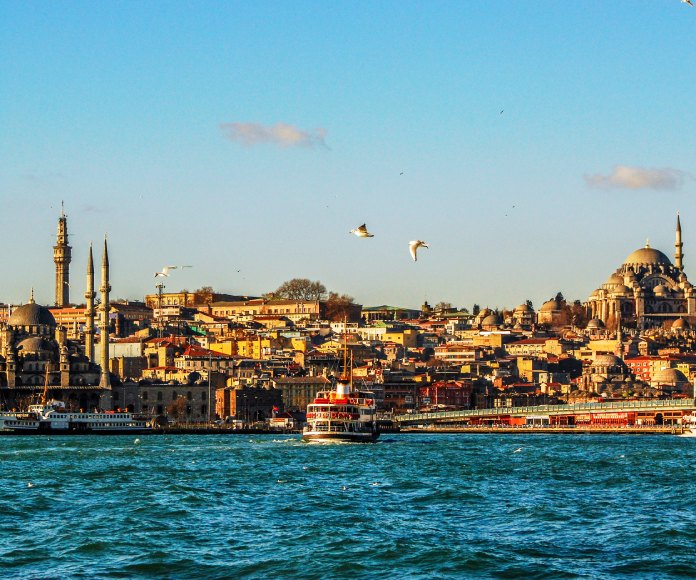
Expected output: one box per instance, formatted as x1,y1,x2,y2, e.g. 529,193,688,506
53,202,72,307
84,243,96,363
99,238,111,388
675,213,684,271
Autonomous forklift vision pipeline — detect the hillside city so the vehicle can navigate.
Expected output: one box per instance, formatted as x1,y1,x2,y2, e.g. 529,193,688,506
1,212,695,429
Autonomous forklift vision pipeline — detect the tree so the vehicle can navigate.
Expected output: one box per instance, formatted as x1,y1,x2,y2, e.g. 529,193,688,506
555,291,565,303
434,301,452,312
324,292,357,322
193,286,215,305
167,396,188,422
273,278,327,300
526,299,534,310
472,304,480,316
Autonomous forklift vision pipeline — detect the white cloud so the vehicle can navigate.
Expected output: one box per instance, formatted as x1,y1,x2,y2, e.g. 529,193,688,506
220,122,328,148
584,165,689,191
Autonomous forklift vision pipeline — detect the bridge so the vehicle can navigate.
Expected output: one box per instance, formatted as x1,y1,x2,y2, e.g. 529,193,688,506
395,398,696,426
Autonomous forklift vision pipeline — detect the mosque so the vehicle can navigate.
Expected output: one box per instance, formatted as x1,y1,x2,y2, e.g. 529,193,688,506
585,215,696,331
0,209,112,411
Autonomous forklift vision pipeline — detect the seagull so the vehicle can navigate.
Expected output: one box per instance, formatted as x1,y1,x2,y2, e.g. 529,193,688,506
683,0,693,6
154,266,177,278
513,447,523,453
409,240,429,262
350,224,374,238
500,109,504,114
27,482,35,488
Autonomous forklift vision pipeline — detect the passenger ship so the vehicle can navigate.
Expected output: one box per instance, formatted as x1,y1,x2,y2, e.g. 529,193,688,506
302,344,379,442
0,401,152,434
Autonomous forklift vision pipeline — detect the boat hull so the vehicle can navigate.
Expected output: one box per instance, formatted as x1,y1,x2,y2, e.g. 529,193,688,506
302,430,379,443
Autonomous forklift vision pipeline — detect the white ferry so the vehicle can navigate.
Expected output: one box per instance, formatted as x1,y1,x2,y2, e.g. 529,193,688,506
0,401,152,434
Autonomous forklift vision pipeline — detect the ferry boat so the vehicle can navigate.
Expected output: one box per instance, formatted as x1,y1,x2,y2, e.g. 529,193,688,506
0,368,151,434
302,343,379,443
0,401,152,434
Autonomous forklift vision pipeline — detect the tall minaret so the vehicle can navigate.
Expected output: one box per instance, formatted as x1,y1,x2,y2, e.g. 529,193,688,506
84,243,96,363
675,212,684,271
53,202,72,307
99,237,111,388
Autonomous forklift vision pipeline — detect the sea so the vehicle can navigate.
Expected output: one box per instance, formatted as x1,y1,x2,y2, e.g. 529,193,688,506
1,433,695,579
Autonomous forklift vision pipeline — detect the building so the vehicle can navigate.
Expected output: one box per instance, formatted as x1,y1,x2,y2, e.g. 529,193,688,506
586,216,696,330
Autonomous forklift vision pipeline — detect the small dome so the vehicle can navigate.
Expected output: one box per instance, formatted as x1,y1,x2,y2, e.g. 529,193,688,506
540,298,563,312
611,285,632,296
514,303,533,313
672,318,690,330
8,302,56,327
481,313,502,327
586,318,605,330
623,245,671,268
652,284,670,296
605,273,624,287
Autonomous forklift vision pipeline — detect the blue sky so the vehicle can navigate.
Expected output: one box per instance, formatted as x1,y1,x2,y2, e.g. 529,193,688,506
1,1,695,310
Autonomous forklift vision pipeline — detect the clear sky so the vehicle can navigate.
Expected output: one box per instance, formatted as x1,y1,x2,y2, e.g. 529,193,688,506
1,1,695,311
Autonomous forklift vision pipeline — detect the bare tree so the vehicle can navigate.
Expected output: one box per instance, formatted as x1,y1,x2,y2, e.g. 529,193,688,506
274,279,327,300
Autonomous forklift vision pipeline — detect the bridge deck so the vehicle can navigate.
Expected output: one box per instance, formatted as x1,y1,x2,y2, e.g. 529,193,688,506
397,398,696,425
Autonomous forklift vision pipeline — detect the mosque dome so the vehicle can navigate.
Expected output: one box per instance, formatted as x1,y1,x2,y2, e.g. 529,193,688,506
16,337,54,354
481,313,503,327
540,298,563,312
672,318,690,330
514,303,533,313
586,318,605,330
652,368,688,385
623,245,671,268
8,302,56,328
593,354,623,366
653,284,670,296
604,273,624,287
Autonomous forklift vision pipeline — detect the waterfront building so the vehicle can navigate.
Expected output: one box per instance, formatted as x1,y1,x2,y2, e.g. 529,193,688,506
216,384,283,422
270,376,332,412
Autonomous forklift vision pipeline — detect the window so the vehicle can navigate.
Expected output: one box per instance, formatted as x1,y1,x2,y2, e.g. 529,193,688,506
142,391,148,401
172,392,178,401
157,391,163,401
187,391,192,401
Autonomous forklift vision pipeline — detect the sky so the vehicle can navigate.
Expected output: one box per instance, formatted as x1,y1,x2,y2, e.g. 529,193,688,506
1,1,695,311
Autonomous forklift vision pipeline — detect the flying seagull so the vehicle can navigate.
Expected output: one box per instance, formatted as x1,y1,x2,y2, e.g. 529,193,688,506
350,224,374,238
154,266,177,278
683,0,693,6
409,240,429,262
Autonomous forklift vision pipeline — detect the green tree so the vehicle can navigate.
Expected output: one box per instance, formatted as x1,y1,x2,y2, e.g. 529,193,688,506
472,304,480,316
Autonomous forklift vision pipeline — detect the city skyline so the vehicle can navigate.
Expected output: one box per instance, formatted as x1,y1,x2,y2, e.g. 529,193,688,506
1,1,694,309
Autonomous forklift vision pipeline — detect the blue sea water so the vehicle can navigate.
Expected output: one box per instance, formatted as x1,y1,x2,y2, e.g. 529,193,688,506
1,433,695,579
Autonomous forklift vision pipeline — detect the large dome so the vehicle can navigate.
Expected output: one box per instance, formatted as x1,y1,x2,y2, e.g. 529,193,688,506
652,368,688,385
8,302,56,327
623,245,671,267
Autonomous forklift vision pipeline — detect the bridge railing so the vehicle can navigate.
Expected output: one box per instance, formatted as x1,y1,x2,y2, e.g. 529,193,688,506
396,398,696,424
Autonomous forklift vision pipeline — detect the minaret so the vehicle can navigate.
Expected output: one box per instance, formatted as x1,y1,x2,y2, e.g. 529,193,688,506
53,202,72,306
99,237,111,388
84,243,95,363
675,213,684,271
